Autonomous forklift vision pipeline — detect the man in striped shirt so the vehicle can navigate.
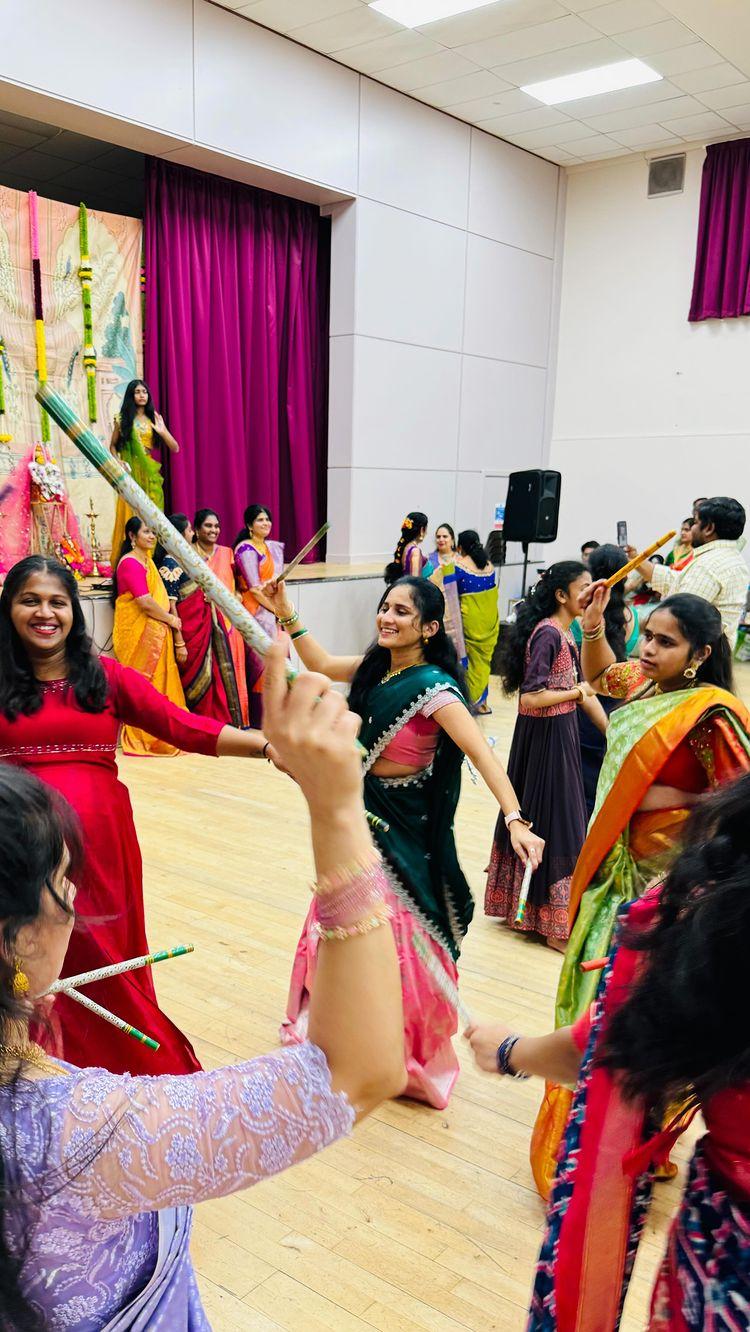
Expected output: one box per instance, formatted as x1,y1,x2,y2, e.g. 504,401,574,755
633,496,748,644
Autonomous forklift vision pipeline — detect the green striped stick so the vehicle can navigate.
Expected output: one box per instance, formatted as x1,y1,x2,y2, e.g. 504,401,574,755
47,944,194,995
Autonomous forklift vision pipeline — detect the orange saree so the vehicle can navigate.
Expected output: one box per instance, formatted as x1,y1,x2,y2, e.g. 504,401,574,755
112,555,187,756
202,545,248,726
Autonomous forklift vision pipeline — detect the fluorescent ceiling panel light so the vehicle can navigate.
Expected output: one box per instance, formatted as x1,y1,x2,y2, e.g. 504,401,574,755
369,0,500,27
522,59,662,106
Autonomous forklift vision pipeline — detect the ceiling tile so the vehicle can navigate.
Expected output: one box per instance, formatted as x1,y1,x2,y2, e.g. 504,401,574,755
609,123,684,145
416,0,565,47
0,144,28,166
673,62,746,95
557,132,618,153
614,19,701,57
583,0,670,38
720,104,750,128
0,124,48,151
379,50,479,92
0,110,58,137
659,110,734,137
476,106,573,134
584,94,703,131
339,30,441,73
456,14,604,69
542,149,583,163
648,43,725,78
34,131,110,164
699,81,750,111
289,6,398,54
418,71,514,108
578,144,632,158
93,147,146,179
0,148,67,181
555,77,685,120
238,0,360,32
509,119,600,147
439,88,537,121
490,37,627,87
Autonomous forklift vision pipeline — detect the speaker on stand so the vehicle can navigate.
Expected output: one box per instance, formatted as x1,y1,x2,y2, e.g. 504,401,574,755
503,469,561,596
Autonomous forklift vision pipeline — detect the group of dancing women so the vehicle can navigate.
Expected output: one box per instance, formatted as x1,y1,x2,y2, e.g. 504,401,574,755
1,479,749,1328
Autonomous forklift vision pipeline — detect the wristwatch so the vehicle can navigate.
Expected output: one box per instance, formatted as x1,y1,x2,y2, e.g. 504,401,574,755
504,810,533,830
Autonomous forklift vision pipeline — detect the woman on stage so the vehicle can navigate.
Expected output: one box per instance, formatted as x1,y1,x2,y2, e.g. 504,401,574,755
0,648,406,1331
109,379,178,558
234,503,286,727
264,574,544,1108
425,523,466,661
385,511,428,582
112,516,186,756
454,529,500,716
0,556,276,1077
570,543,640,818
157,514,244,727
193,508,249,725
467,778,750,1331
485,562,605,949
531,590,750,1198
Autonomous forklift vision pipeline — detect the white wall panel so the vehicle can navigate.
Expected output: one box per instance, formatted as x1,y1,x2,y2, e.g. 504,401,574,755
350,337,462,471
0,0,194,138
328,201,358,337
464,233,553,366
355,200,467,351
459,357,547,472
468,130,559,257
326,468,354,560
454,470,483,531
328,337,356,469
348,468,460,560
358,81,470,229
194,1,359,192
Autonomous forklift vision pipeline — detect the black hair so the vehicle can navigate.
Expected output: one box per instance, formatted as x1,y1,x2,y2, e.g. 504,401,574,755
0,766,84,1330
0,558,108,721
384,513,428,585
597,773,750,1117
498,561,586,695
233,504,273,550
349,577,466,716
581,540,599,553
115,379,155,451
434,523,455,546
109,517,146,606
457,529,488,568
695,496,746,542
587,544,629,661
193,508,220,542
648,594,733,691
153,514,190,568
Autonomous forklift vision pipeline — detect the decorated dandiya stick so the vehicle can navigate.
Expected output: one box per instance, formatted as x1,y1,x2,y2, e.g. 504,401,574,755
604,531,676,589
35,383,295,676
28,191,51,443
277,522,330,581
78,203,97,423
47,944,194,995
412,930,472,1029
514,860,534,926
63,986,160,1051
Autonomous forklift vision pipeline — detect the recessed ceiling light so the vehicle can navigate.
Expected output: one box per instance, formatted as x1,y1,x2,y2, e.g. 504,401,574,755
522,58,662,106
369,0,501,27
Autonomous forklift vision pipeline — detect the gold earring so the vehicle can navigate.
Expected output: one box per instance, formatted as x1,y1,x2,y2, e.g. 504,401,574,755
684,663,698,680
12,960,29,997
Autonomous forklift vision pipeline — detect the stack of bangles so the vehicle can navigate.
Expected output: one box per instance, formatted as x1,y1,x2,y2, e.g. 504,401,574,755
278,609,309,643
582,621,605,642
312,849,392,943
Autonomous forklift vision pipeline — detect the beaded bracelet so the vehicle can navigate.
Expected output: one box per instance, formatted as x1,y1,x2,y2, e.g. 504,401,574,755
496,1034,530,1080
313,902,392,943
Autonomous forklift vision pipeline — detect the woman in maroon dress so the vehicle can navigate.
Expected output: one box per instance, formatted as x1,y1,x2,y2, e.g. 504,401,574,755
0,556,273,1076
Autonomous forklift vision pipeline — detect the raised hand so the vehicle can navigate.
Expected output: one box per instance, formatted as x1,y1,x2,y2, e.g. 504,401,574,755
580,579,610,631
152,412,166,436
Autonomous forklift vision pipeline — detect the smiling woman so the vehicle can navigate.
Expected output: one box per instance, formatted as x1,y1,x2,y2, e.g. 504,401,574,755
260,573,544,1108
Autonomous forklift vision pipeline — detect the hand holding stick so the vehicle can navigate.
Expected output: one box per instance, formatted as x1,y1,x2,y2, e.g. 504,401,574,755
604,531,675,588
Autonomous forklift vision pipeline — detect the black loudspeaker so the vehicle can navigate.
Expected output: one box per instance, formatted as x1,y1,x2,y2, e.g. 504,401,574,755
503,469,561,544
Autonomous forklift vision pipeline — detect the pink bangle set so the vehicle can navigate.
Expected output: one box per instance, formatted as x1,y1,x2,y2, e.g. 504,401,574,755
313,902,393,943
313,854,391,939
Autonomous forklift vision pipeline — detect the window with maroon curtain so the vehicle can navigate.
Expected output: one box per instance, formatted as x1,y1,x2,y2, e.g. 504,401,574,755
144,158,329,555
689,139,750,322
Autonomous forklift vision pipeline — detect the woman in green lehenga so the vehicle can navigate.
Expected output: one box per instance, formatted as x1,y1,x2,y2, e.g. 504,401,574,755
110,379,179,558
455,530,500,715
263,574,544,1108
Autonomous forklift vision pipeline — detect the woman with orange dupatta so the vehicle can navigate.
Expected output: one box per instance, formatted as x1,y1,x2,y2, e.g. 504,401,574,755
530,591,750,1200
234,503,286,727
112,516,186,756
467,777,750,1331
192,508,249,725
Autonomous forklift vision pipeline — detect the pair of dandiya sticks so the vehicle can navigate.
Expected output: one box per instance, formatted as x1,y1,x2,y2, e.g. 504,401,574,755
46,947,195,1051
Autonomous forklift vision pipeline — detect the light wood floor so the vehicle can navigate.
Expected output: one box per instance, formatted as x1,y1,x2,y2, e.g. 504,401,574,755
121,665,750,1332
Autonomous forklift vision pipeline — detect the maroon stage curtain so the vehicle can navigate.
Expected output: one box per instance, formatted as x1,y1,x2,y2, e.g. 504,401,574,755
689,139,750,322
144,158,329,554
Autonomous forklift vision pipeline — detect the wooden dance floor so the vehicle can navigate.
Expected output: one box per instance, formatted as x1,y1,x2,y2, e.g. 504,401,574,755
122,666,750,1331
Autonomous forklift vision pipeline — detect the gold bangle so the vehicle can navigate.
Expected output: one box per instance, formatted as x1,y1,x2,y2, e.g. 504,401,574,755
582,622,605,641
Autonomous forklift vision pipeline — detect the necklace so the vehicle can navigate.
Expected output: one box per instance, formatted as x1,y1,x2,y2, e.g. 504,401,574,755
381,662,421,685
0,1041,66,1079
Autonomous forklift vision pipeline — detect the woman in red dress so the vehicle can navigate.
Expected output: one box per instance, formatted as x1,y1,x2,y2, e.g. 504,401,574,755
0,556,274,1076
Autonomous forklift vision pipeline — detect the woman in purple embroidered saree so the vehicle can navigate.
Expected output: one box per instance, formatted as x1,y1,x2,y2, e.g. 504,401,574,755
0,649,405,1330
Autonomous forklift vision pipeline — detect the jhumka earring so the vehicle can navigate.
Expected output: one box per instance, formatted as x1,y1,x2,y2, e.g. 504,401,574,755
12,959,29,996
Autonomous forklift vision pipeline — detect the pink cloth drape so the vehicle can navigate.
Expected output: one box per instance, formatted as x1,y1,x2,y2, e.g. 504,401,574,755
144,158,329,553
689,140,750,321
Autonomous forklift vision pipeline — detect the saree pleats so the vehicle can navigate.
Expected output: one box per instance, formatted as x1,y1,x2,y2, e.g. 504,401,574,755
113,558,187,756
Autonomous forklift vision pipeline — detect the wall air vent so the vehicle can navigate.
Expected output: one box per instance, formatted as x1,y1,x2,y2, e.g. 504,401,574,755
647,153,686,198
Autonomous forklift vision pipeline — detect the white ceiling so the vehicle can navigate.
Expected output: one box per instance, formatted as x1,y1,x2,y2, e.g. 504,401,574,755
215,0,750,165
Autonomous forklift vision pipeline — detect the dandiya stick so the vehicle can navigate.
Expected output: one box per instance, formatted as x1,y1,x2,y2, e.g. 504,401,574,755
277,522,330,581
47,944,194,995
514,860,534,926
412,930,472,1029
580,956,608,973
35,384,295,678
604,531,676,589
63,986,160,1052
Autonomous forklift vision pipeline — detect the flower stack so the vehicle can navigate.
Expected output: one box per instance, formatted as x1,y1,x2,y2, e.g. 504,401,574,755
29,444,89,578
0,337,10,444
78,203,97,422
